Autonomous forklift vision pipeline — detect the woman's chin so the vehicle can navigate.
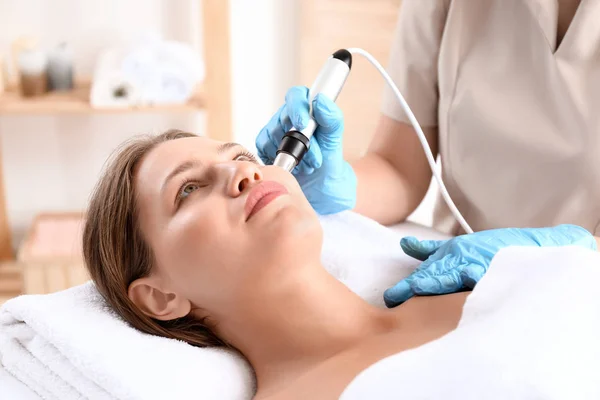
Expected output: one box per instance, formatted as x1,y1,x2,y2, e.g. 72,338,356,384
249,199,321,244
247,195,312,226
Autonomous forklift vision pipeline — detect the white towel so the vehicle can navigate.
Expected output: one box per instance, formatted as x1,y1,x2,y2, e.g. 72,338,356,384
0,283,255,400
0,211,429,400
90,48,143,109
91,37,204,108
122,39,205,105
341,246,600,400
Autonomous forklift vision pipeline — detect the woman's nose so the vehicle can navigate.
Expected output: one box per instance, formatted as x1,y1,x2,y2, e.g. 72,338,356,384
222,161,263,197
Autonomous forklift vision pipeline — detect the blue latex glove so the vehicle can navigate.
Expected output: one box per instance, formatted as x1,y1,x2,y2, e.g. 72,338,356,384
255,86,357,214
384,224,598,308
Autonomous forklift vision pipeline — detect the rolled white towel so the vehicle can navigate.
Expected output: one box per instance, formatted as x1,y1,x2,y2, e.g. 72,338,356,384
90,48,143,108
121,39,204,105
159,39,205,84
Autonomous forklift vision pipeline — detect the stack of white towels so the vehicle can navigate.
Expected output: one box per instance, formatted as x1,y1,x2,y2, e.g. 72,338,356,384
90,34,205,108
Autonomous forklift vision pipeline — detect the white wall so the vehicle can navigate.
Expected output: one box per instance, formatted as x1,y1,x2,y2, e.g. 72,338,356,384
229,0,299,152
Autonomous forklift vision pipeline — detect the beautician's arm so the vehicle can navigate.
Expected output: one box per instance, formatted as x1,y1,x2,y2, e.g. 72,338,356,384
595,237,600,250
352,115,438,226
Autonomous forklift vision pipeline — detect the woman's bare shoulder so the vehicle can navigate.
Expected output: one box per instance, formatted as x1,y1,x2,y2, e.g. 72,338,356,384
254,292,470,400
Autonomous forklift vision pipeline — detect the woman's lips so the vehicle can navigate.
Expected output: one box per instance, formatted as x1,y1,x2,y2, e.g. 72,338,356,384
245,181,289,221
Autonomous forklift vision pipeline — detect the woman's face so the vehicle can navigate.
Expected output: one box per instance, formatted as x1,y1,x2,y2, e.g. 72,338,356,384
133,136,321,319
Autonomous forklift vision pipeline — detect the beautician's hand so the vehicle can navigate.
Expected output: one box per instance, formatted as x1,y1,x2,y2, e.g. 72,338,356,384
255,86,357,214
384,224,598,307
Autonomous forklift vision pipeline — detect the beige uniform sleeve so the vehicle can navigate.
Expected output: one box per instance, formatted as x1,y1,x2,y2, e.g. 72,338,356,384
381,0,450,128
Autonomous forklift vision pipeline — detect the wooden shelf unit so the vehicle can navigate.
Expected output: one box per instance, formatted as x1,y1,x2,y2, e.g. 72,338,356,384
0,81,206,115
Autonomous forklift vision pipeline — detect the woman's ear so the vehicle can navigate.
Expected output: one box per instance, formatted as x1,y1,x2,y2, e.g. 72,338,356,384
128,277,191,321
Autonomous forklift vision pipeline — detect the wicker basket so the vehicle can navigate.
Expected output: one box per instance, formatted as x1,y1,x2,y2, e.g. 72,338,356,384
18,212,89,295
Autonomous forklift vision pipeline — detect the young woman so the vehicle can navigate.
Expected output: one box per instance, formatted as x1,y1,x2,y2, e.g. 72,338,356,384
83,130,594,399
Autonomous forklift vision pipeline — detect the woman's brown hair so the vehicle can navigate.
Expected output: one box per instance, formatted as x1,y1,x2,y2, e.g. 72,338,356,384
83,129,225,347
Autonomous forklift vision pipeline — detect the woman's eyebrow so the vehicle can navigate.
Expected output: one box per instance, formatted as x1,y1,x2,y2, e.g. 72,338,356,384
161,143,246,193
217,142,241,154
161,160,203,194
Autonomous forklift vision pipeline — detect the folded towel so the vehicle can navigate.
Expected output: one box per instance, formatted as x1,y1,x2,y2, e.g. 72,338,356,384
0,364,39,400
90,48,143,108
0,283,255,400
0,212,441,400
342,246,600,399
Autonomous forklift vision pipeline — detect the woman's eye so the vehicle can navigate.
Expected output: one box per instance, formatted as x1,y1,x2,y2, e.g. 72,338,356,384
180,183,199,198
175,181,207,208
234,151,258,163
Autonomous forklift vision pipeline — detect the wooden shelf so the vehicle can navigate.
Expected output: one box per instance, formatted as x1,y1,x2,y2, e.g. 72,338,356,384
0,81,205,115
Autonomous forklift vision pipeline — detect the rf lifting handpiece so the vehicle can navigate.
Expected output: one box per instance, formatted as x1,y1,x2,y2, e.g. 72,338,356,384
272,49,352,172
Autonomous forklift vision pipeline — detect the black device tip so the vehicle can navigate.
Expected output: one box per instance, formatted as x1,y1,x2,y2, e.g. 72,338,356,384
332,49,352,69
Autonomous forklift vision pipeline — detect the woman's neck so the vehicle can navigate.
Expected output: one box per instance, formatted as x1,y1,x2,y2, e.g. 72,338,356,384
209,262,397,393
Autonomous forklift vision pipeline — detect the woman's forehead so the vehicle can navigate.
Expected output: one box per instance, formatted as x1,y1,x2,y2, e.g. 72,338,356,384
145,137,223,167
135,137,218,186
153,136,221,156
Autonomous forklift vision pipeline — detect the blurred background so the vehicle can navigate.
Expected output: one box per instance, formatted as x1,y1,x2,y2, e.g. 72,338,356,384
0,0,436,302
